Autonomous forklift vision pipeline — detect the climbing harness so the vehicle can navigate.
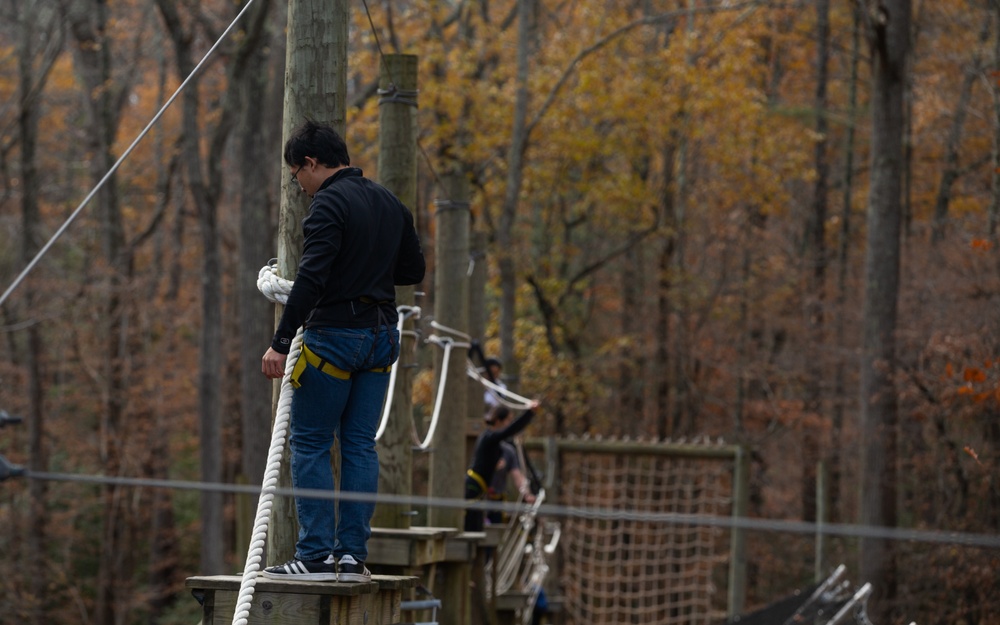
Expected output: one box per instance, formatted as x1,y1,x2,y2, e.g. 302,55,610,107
466,468,489,495
289,343,391,388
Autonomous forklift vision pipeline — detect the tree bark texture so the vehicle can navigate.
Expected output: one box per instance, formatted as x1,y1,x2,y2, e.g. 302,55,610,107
859,1,911,619
270,0,349,564
373,53,419,530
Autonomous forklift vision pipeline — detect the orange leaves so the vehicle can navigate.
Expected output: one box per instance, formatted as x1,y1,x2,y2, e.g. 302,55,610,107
963,446,982,466
962,366,986,383
950,360,1000,404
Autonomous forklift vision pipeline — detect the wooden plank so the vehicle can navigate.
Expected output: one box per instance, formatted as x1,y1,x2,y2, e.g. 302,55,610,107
443,531,484,562
186,575,374,596
186,575,419,625
367,526,461,567
329,591,375,625
212,588,323,625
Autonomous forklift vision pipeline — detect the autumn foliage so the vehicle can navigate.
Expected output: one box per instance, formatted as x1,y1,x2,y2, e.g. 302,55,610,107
1,1,999,624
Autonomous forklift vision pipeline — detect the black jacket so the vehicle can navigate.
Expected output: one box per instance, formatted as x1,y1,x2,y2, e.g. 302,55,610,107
271,167,425,353
467,409,536,490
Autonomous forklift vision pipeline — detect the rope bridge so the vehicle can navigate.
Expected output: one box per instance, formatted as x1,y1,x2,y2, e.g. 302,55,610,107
558,441,737,625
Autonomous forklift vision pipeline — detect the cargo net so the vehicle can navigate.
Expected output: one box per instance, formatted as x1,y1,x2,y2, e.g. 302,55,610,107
560,445,734,625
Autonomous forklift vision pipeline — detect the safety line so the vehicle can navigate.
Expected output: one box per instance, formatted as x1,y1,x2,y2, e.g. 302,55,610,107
375,305,421,441
0,0,260,309
13,469,1000,549
415,334,470,450
232,328,300,625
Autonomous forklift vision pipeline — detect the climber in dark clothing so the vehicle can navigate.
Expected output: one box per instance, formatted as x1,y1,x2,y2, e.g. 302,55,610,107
465,400,539,532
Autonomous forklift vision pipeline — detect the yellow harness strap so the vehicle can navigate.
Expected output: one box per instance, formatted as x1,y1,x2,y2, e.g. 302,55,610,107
466,469,489,496
290,344,391,389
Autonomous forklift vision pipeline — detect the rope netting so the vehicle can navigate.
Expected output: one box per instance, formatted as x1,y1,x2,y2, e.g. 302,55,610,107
560,449,733,625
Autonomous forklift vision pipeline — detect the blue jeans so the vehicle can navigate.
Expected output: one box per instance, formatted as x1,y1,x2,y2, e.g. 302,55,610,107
289,325,398,562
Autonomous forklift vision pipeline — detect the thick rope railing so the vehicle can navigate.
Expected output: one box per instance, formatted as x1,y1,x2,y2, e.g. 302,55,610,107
229,261,299,625
375,305,421,441
466,363,535,410
417,333,469,450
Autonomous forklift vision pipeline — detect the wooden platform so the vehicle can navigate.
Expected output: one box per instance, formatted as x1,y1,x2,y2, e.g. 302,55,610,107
186,574,419,625
367,526,486,567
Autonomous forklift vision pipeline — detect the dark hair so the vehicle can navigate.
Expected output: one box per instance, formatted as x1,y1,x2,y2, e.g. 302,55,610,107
484,358,502,369
283,120,351,168
485,405,509,425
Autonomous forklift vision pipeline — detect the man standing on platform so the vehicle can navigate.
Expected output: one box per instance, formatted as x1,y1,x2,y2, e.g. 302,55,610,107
261,120,425,582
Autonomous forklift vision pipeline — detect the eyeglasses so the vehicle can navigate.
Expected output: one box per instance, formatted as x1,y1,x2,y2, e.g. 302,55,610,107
289,165,302,185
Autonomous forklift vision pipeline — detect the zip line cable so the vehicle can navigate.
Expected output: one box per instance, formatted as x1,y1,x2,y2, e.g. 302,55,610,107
11,469,1000,550
0,0,260,310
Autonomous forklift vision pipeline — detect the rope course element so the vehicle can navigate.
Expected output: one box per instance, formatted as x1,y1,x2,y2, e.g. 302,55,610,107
375,305,421,441
0,0,260,309
417,328,470,450
560,447,733,625
377,85,419,107
489,490,547,596
232,330,301,625
466,363,535,411
483,489,560,625
228,261,298,625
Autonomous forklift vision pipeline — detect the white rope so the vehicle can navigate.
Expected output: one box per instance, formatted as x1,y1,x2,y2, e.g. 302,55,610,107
256,259,292,305
231,262,297,625
466,363,535,410
415,335,470,451
0,0,260,309
375,305,421,441
232,329,301,625
429,319,471,341
487,490,546,598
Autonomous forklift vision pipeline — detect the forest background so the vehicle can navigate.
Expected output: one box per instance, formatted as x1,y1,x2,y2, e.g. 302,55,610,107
0,0,998,624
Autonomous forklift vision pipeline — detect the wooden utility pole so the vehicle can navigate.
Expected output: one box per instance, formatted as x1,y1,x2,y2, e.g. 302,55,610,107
429,169,472,625
372,54,419,530
428,169,470,527
269,0,349,565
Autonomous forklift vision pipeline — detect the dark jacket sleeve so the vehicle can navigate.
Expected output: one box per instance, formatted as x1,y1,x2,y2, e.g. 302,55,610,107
494,408,535,441
394,207,425,285
270,199,345,353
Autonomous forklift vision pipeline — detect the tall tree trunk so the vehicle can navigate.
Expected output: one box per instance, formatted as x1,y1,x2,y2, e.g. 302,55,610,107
859,1,911,620
17,3,62,623
235,0,276,545
155,0,219,575
831,3,864,525
66,0,132,620
656,138,678,440
802,0,831,526
620,243,645,436
498,0,535,388
990,3,1000,239
930,15,991,244
157,0,274,573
